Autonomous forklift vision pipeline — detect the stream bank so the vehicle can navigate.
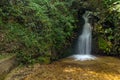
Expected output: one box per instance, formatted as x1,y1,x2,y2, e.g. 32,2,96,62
0,55,17,80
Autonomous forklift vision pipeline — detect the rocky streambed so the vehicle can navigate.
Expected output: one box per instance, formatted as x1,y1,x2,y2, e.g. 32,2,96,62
4,56,120,80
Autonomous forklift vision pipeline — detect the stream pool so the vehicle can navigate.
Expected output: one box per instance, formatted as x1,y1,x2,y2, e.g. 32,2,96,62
5,56,120,80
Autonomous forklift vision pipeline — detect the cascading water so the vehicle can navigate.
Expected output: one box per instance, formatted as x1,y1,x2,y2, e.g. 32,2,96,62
72,11,96,61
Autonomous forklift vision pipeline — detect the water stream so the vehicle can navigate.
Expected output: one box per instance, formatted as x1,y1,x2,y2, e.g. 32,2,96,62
72,11,96,61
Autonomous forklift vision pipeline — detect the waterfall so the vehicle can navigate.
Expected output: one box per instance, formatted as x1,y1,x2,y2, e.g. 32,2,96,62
78,11,92,55
72,11,96,61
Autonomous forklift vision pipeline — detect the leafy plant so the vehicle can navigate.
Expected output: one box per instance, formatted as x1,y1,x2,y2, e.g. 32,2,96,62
0,0,77,64
93,0,120,55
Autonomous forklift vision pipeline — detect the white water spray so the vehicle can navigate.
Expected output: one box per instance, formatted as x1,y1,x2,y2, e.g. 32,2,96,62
72,11,96,61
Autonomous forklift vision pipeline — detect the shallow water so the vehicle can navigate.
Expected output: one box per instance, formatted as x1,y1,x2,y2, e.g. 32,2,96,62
5,56,120,80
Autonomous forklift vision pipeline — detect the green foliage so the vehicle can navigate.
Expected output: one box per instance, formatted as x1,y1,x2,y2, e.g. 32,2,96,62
102,0,120,8
1,0,119,64
98,37,112,53
0,0,76,64
93,0,120,54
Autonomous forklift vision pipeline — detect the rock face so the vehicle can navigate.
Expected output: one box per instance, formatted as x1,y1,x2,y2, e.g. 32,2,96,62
0,56,17,80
